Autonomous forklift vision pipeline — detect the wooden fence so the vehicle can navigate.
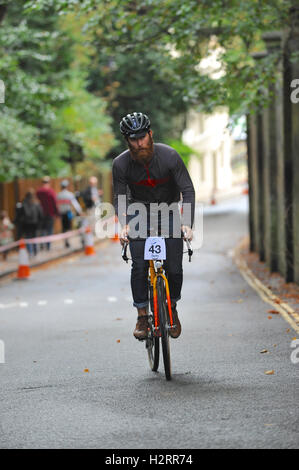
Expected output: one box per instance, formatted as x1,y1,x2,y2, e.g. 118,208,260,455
247,5,299,283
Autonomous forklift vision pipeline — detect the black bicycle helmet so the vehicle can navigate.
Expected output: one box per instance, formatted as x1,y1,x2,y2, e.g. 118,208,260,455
120,112,151,139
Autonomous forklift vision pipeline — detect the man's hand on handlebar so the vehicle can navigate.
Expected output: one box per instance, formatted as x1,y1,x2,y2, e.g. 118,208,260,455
120,224,130,246
182,225,193,241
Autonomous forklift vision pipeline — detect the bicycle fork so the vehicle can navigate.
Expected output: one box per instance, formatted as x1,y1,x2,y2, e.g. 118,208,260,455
149,261,174,334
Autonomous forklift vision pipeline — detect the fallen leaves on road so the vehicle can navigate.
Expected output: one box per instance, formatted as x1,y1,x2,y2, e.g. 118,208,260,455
116,339,120,343
264,370,275,375
260,349,269,354
268,309,279,314
268,316,272,319
84,369,89,373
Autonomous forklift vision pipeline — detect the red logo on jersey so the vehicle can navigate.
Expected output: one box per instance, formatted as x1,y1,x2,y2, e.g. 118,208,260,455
132,165,170,188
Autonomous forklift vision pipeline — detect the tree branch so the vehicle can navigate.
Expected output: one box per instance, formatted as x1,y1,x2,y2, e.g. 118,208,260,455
0,5,7,25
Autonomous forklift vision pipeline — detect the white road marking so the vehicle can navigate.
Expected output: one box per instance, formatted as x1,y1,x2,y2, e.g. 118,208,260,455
0,299,75,309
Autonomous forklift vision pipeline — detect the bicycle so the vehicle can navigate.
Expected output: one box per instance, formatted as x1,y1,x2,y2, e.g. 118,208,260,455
122,235,193,381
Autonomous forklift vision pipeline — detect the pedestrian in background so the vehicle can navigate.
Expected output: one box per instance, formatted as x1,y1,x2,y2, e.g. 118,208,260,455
36,176,59,251
13,201,24,240
82,176,102,212
81,176,103,231
57,179,82,248
0,210,14,260
20,189,43,257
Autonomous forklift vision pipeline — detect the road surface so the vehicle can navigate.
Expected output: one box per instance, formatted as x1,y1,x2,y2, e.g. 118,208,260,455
0,196,298,449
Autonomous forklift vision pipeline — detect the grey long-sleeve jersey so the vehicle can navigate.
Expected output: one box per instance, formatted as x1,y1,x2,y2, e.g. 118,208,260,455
112,143,195,228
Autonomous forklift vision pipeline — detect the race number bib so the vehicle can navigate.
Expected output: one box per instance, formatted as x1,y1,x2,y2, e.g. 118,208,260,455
144,237,166,260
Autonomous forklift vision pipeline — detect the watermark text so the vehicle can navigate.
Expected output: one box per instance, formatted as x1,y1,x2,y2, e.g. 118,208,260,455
290,79,299,103
290,338,299,364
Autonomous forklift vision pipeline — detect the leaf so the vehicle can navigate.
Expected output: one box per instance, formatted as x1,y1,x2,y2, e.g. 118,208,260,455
268,316,272,319
260,349,268,354
264,370,275,375
268,309,279,314
84,368,89,373
116,339,120,343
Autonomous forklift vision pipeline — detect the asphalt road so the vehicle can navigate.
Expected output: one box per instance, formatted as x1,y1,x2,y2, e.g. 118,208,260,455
0,196,298,449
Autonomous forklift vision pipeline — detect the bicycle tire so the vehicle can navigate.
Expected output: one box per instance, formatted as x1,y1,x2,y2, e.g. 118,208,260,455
146,314,159,372
146,284,159,371
157,277,172,381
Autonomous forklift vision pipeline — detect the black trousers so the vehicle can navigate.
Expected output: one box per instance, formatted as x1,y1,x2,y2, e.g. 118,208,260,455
129,238,183,309
61,213,72,247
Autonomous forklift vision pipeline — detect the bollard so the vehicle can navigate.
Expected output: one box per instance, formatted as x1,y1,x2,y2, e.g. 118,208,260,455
17,239,30,279
84,226,96,256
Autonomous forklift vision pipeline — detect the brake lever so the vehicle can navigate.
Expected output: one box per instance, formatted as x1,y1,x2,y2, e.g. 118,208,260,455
122,242,129,263
184,234,193,262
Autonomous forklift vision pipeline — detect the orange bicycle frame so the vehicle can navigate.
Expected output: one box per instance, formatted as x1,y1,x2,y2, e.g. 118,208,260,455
149,260,173,330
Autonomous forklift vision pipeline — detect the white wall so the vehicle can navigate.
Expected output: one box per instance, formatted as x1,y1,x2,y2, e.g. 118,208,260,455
182,108,233,201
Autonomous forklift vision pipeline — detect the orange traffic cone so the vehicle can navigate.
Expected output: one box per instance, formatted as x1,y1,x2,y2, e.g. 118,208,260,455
17,239,30,279
112,216,120,243
84,226,96,256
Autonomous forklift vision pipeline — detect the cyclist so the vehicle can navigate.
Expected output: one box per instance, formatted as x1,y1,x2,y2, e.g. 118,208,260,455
112,112,195,340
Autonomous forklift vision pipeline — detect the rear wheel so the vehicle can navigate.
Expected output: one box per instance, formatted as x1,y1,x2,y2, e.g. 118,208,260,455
157,277,171,381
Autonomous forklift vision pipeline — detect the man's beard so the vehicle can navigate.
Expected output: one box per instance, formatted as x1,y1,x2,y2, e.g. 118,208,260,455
128,135,154,164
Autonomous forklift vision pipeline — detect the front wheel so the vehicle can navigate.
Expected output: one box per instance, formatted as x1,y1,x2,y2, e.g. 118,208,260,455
146,314,159,372
157,277,171,381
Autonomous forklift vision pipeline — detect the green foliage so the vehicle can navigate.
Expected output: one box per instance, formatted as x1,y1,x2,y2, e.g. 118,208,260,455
57,76,115,160
0,1,115,182
87,48,189,157
0,110,39,181
26,0,292,118
3,0,294,181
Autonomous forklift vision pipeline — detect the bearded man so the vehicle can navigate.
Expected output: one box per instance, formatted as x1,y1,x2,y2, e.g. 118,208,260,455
112,112,195,340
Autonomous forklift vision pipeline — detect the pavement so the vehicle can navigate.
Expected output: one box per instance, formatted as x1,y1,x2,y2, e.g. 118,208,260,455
0,232,87,279
0,183,247,279
0,195,298,449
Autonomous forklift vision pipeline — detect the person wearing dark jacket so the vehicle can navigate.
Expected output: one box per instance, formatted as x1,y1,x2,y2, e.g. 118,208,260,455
20,189,43,256
36,176,59,251
82,176,102,210
113,112,195,340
